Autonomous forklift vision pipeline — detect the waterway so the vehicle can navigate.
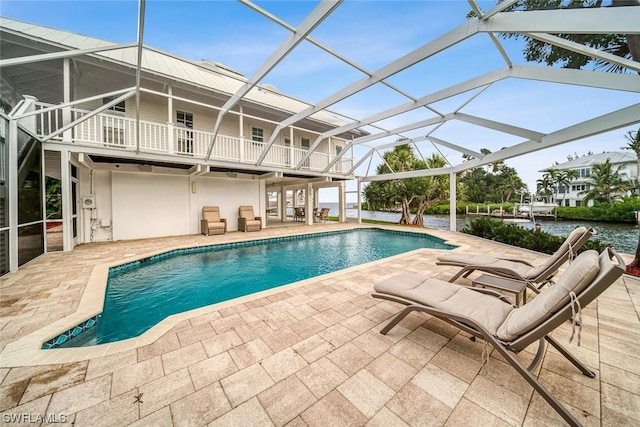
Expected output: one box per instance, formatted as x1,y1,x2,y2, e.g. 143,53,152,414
316,204,638,255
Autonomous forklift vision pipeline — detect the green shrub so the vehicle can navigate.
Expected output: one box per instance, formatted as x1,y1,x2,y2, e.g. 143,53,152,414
462,217,609,254
557,197,640,223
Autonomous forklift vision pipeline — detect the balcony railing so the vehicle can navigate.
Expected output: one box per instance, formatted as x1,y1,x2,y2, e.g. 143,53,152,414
29,102,352,175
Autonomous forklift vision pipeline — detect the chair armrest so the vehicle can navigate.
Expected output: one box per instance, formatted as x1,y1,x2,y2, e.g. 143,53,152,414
254,216,262,221
238,217,247,231
221,218,227,233
200,219,208,235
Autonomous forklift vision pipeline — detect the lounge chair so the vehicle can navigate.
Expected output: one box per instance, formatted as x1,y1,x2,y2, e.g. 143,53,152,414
294,207,305,222
200,206,227,235
436,226,594,290
373,248,625,427
238,205,262,232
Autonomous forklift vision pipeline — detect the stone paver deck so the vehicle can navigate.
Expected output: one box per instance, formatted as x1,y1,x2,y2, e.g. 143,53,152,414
1,223,639,426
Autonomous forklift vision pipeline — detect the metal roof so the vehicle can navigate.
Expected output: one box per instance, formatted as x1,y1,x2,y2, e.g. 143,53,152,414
0,16,351,130
543,151,637,171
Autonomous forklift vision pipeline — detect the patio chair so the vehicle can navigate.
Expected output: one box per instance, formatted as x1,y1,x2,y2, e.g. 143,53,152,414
200,206,227,235
436,226,594,291
373,247,625,427
238,205,262,232
318,207,330,223
294,207,304,222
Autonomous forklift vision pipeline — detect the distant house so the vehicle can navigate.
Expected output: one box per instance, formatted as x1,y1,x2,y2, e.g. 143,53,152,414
541,151,637,207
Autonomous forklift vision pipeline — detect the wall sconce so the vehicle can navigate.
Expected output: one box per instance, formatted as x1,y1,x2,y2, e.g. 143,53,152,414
191,182,197,193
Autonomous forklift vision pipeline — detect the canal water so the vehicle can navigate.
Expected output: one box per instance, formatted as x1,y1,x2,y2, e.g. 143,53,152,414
318,204,638,255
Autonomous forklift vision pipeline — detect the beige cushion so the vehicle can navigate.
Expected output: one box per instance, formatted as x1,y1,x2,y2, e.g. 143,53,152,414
375,275,513,336
496,250,599,341
437,253,531,277
203,207,221,223
208,222,225,230
525,226,587,279
244,219,261,227
239,206,255,219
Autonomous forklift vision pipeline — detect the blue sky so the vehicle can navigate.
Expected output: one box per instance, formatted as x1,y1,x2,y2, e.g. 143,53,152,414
2,0,638,200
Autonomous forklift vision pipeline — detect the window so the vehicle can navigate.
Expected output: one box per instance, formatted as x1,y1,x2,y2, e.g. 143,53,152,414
103,97,125,114
176,111,194,154
251,127,264,143
579,167,591,178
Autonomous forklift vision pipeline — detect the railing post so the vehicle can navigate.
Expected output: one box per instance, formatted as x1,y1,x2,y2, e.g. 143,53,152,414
239,137,245,162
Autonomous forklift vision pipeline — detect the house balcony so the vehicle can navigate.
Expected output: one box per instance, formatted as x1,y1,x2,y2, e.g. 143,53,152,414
26,102,353,176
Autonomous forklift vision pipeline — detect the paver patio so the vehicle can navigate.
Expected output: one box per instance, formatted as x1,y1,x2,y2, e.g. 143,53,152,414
1,223,638,426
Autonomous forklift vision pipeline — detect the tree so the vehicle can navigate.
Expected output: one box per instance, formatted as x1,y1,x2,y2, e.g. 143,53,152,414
362,145,451,226
411,154,449,226
621,127,640,190
362,144,425,224
578,158,631,204
495,0,640,73
556,169,580,206
536,173,554,199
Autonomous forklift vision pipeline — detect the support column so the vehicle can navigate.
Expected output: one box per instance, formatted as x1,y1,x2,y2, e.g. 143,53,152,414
449,172,457,232
338,181,346,223
279,187,286,223
238,106,244,162
8,120,18,272
61,150,73,251
305,183,313,225
62,59,72,141
357,178,362,224
167,85,174,154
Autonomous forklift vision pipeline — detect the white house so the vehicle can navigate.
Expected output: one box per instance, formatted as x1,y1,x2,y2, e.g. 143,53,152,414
0,17,366,273
542,151,638,207
2,4,638,276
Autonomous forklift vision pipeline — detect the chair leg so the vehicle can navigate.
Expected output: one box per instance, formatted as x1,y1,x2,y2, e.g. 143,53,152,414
379,305,419,335
545,335,596,378
486,335,584,427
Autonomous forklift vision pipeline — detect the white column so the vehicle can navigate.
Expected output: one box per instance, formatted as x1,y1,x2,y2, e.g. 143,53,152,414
167,86,174,154
305,183,313,225
289,127,294,167
338,181,346,223
238,106,245,162
8,120,18,272
357,178,362,224
62,59,72,141
279,187,286,223
449,172,457,232
61,150,73,251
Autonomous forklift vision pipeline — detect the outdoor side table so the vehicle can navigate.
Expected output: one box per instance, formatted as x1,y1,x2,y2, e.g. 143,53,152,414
471,274,527,306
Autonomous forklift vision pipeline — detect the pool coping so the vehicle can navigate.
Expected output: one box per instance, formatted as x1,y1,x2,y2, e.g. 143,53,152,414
0,225,461,367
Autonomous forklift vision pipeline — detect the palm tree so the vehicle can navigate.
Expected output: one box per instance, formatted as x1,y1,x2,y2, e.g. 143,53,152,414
578,158,630,204
557,169,579,207
536,173,554,200
620,128,640,270
621,127,640,191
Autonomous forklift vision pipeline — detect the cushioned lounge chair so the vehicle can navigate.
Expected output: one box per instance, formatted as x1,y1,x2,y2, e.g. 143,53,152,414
238,205,262,232
436,226,594,290
373,248,625,427
200,206,227,235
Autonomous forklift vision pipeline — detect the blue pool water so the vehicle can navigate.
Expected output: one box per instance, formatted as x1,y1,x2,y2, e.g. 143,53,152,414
63,229,453,346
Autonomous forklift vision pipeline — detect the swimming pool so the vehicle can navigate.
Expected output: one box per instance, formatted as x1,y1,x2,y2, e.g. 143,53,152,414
53,228,453,347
